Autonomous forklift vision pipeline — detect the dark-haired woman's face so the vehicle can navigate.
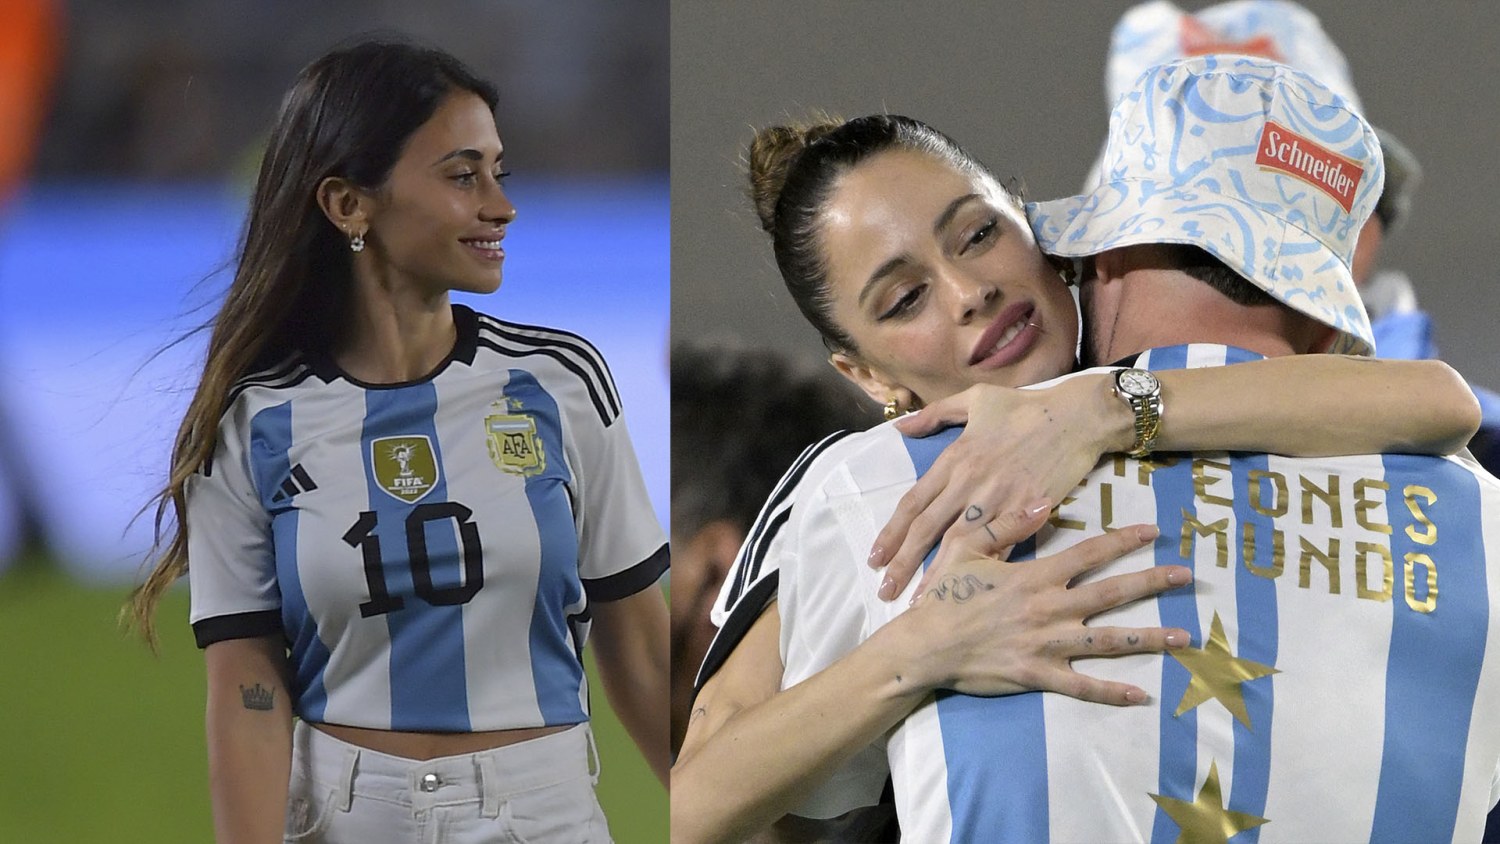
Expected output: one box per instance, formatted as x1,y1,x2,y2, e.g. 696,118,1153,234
362,92,516,296
820,149,1078,405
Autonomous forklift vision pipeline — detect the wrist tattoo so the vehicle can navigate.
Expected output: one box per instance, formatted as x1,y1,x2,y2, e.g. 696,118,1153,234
928,573,996,603
239,683,275,711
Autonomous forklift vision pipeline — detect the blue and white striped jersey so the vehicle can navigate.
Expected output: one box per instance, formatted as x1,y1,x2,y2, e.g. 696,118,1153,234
717,344,1500,841
188,304,667,732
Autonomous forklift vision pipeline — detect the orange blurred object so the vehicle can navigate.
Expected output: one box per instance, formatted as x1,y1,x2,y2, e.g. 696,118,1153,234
0,0,62,205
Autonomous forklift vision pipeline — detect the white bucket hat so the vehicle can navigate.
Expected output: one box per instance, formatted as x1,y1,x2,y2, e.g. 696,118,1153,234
1030,55,1383,356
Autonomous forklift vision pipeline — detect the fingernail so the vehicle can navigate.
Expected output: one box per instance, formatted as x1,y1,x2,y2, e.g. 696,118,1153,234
1123,688,1146,704
1165,631,1187,648
868,546,886,568
1166,567,1191,586
879,575,896,601
1136,525,1160,543
1024,498,1052,518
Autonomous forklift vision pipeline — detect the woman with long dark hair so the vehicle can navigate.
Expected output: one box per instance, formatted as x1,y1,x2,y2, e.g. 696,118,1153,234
128,40,667,842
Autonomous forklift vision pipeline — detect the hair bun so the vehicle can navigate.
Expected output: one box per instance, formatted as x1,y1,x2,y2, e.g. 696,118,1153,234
746,118,843,233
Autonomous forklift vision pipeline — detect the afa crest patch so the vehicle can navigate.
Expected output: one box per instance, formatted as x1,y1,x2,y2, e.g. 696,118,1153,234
486,401,545,477
371,435,439,503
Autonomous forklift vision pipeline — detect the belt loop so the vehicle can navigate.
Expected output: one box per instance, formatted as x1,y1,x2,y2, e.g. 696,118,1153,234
584,725,600,786
477,753,501,819
334,744,359,813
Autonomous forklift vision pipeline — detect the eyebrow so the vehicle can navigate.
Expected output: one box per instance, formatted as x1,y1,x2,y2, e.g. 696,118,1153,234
856,193,985,307
432,148,503,166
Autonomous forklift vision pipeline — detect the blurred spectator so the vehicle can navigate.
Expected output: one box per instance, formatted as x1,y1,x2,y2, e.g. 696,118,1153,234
669,341,872,752
0,0,62,572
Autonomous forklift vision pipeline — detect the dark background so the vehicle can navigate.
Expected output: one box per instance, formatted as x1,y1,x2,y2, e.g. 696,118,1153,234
671,0,1500,395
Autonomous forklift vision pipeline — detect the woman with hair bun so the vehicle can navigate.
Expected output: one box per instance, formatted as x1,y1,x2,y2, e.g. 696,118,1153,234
129,40,667,843
673,111,1480,842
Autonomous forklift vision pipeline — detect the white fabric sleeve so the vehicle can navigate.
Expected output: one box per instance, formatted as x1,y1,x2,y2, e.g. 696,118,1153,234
186,411,280,648
570,371,668,602
776,461,894,819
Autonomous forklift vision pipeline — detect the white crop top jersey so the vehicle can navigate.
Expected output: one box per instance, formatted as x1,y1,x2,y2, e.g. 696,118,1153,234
714,344,1500,842
188,304,667,732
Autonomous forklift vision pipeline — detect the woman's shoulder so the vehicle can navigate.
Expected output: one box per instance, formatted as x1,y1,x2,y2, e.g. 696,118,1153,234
462,306,623,427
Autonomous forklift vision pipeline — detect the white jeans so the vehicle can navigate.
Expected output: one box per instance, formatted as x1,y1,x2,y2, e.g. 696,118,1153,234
284,720,612,844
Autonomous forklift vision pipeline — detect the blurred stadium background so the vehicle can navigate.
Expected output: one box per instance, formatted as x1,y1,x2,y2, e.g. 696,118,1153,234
0,1,668,841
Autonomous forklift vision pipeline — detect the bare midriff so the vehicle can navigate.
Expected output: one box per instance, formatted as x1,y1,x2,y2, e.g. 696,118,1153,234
313,721,573,760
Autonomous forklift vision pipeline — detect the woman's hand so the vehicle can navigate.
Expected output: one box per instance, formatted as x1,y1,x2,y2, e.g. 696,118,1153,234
896,522,1191,704
868,375,1128,600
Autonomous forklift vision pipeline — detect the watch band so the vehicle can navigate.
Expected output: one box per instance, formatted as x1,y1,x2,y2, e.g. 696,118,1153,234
1114,368,1163,459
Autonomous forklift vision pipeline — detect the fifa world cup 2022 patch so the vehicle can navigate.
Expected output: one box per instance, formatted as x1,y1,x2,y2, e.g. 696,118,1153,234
371,435,440,503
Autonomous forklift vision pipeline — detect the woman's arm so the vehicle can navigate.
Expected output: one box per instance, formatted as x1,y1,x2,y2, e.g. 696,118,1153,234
591,584,671,786
672,522,1189,844
204,635,293,844
870,356,1482,596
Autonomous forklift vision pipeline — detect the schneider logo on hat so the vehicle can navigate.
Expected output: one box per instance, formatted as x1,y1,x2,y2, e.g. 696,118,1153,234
1256,121,1364,213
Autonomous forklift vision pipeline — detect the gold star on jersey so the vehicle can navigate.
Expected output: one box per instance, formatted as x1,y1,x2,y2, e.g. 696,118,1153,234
1169,611,1278,727
1150,761,1270,844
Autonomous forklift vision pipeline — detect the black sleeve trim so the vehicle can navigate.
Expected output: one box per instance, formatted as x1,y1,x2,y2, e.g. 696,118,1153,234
583,542,669,602
192,610,283,649
694,570,778,691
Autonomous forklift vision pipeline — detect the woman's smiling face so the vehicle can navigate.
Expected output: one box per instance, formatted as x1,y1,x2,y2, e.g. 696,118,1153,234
817,149,1079,406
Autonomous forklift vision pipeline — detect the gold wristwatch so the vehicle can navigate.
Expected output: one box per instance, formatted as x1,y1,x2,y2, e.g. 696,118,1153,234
1113,368,1163,458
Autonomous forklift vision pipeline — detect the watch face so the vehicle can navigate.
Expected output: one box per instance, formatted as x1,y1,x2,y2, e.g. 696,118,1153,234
1118,368,1160,397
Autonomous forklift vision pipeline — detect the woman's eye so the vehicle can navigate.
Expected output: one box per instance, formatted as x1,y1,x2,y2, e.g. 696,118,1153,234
453,171,478,186
878,286,924,321
962,219,998,253
495,169,512,181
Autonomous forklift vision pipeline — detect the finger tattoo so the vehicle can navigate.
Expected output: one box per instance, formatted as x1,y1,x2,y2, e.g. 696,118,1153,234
983,523,998,542
964,505,984,522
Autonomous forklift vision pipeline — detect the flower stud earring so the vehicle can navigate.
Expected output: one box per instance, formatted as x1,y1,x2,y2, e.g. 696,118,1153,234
349,230,366,253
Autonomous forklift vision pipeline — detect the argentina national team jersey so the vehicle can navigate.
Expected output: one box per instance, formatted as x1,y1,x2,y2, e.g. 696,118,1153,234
187,305,667,732
732,344,1500,842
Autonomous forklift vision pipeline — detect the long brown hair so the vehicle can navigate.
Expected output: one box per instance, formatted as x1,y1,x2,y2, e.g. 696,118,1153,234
126,39,498,647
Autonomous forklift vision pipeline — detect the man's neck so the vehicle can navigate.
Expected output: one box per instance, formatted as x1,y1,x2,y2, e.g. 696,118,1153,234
1089,271,1306,365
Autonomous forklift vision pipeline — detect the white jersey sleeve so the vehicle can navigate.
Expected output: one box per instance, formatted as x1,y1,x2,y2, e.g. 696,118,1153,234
187,395,281,646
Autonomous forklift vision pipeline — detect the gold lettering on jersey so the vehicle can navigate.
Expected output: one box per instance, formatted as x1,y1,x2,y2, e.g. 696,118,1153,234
1049,484,1087,531
1099,482,1115,531
1300,474,1342,527
1112,454,1177,485
371,436,440,503
1180,510,1229,568
1353,478,1392,535
1298,536,1341,594
1248,469,1288,517
1192,458,1234,507
1355,542,1394,602
1241,522,1283,580
1404,485,1438,546
485,408,546,478
1404,552,1438,613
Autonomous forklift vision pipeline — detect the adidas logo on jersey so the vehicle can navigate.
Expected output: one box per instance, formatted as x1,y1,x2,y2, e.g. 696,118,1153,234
270,463,318,504
372,435,440,503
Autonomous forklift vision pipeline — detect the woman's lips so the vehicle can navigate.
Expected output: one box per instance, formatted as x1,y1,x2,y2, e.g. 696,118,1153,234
969,301,1039,369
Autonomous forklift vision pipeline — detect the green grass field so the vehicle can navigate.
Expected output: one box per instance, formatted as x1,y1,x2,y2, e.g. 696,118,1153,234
0,551,667,843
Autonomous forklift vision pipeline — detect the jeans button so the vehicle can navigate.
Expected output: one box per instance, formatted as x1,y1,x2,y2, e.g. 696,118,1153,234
420,772,441,792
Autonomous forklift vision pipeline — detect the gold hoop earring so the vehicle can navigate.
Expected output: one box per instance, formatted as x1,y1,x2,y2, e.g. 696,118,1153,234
883,397,901,421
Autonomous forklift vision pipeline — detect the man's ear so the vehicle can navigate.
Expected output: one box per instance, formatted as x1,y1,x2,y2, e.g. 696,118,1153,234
830,351,915,412
315,176,373,240
1091,246,1132,286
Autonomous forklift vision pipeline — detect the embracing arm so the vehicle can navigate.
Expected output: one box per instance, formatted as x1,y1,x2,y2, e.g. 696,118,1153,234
871,355,1481,593
671,523,1188,844
204,635,293,844
591,584,671,786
